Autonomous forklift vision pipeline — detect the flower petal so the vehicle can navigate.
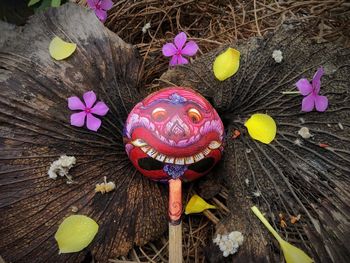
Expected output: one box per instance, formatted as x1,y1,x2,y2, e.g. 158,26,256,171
174,32,187,50
55,215,98,254
170,55,178,66
68,96,85,110
213,48,240,81
70,112,86,127
91,101,109,116
312,67,324,93
315,95,328,112
296,78,313,96
86,114,102,131
95,9,107,22
181,41,198,56
83,91,97,108
301,94,315,112
100,0,113,10
177,55,189,65
87,0,98,9
49,36,77,61
162,43,177,57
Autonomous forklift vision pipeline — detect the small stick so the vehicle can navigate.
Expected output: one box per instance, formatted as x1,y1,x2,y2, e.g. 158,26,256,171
281,91,300,95
168,179,183,263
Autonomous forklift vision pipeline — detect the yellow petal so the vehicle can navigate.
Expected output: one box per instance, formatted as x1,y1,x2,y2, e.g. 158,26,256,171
55,215,99,253
49,36,77,60
185,194,216,215
282,241,314,263
213,48,240,81
245,113,277,144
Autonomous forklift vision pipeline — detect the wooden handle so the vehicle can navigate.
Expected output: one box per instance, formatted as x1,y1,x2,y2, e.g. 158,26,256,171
169,222,183,263
168,179,182,262
168,179,182,224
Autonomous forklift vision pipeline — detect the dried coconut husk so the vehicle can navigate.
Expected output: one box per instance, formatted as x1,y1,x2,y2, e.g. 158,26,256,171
0,2,350,263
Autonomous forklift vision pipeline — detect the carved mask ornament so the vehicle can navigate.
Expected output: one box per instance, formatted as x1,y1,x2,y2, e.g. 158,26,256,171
124,87,224,182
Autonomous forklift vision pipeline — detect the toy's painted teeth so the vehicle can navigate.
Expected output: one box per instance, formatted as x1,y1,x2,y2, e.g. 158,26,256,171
175,158,185,165
208,141,221,150
185,156,195,164
138,143,218,164
131,139,148,147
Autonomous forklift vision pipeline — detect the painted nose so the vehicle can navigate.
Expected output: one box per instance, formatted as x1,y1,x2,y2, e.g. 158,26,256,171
165,115,190,140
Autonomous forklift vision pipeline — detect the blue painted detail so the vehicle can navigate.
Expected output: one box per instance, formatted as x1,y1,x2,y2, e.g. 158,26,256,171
163,164,187,179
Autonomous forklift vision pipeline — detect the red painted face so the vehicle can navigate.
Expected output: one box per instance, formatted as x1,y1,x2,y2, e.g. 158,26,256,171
124,87,224,182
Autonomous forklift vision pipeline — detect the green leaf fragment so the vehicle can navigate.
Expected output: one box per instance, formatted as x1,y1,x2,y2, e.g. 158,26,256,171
51,0,61,7
28,0,41,6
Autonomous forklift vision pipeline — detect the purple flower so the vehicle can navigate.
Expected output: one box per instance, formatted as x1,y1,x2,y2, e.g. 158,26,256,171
87,0,113,22
296,67,328,112
162,32,199,66
68,91,109,132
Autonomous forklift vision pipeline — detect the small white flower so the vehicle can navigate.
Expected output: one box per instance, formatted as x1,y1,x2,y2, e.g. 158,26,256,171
213,231,244,257
272,50,283,63
219,242,227,251
221,235,229,242
213,234,221,244
142,22,151,34
298,127,312,139
252,190,262,197
48,155,76,181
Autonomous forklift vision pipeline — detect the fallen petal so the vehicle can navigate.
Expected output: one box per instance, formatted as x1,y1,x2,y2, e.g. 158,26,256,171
49,36,77,60
312,67,324,93
244,113,277,144
91,101,109,116
301,94,315,112
174,32,187,50
68,96,85,110
55,215,99,253
213,48,240,81
95,9,107,22
162,43,177,57
87,0,98,9
70,112,86,127
185,195,216,214
86,113,102,131
83,91,97,108
181,41,199,56
177,55,189,65
100,0,113,10
170,55,178,66
315,95,328,112
296,79,313,96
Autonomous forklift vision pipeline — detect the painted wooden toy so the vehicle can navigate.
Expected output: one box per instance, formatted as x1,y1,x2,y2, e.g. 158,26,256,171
124,87,224,262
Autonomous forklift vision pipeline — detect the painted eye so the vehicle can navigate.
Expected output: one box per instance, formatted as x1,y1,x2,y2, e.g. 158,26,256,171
188,108,202,123
152,107,167,122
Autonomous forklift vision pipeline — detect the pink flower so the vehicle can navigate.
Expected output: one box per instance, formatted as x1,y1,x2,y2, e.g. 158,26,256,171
68,91,109,132
162,32,199,66
87,0,113,22
296,67,328,112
